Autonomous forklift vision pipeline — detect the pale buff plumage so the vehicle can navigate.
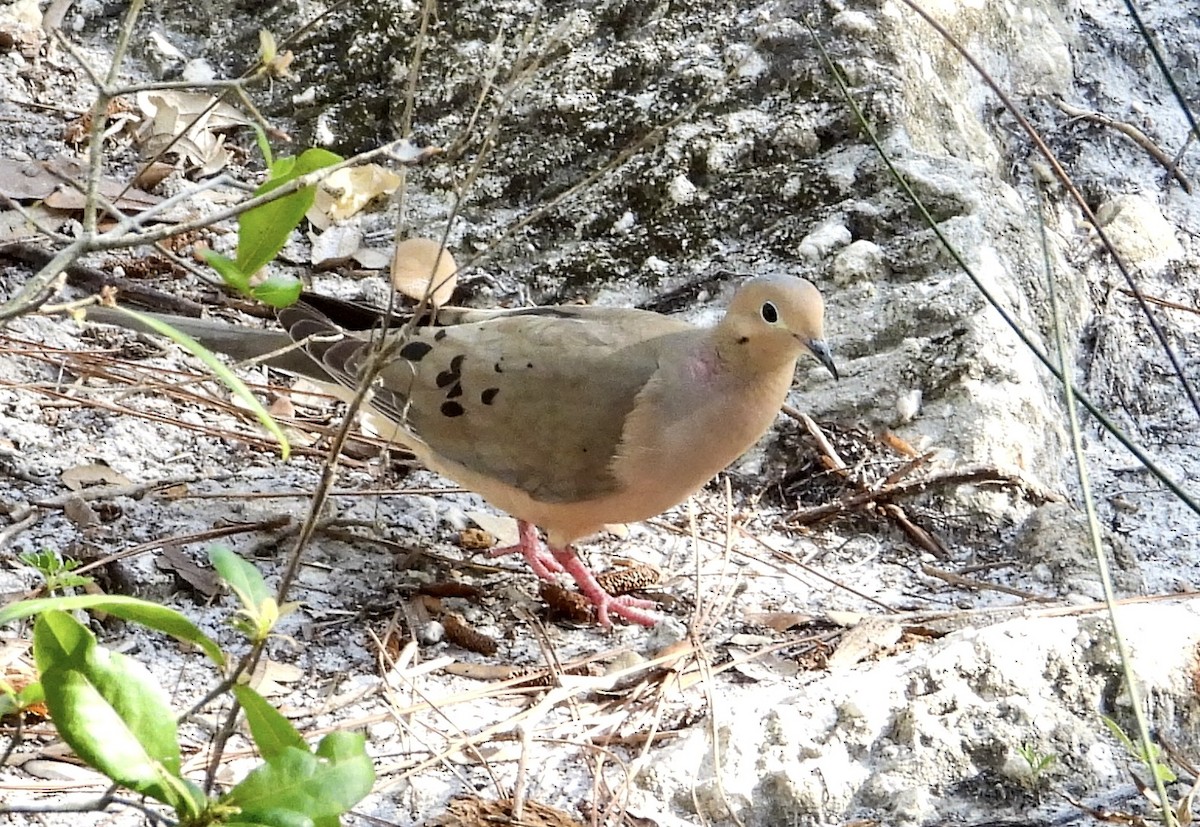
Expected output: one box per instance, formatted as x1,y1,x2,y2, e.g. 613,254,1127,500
89,275,836,626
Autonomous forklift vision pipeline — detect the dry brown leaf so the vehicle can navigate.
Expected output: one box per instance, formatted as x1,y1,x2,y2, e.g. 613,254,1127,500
156,546,220,598
61,462,133,491
62,496,99,529
744,611,816,632
133,161,176,191
135,90,249,176
392,238,457,306
268,395,296,418
6,156,167,216
249,658,305,698
135,90,250,131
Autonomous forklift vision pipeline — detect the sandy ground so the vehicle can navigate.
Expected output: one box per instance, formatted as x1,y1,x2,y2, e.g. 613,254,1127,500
2,0,1199,825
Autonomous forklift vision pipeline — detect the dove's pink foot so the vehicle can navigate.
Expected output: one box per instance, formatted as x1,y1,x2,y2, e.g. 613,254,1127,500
489,520,659,627
488,519,563,580
551,546,659,628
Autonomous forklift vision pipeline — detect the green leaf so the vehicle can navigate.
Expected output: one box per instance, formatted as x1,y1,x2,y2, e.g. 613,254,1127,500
253,124,274,168
233,684,306,761
202,249,251,293
0,680,44,717
30,608,90,670
228,812,315,827
36,612,187,811
112,308,291,461
267,156,297,181
251,272,304,308
210,546,287,641
210,546,270,609
236,148,341,276
224,732,373,824
2,594,225,667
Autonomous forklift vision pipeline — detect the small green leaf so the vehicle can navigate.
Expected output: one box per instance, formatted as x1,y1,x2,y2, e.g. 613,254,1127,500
253,124,273,168
211,547,285,641
267,156,298,181
0,680,44,716
18,550,91,592
2,594,225,667
210,547,270,609
224,732,373,823
251,272,304,308
233,684,306,761
113,308,291,461
202,249,251,293
36,612,187,810
228,811,315,827
30,608,90,670
236,148,341,276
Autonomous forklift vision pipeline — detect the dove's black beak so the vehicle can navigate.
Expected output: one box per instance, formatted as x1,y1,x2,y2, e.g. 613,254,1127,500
807,339,838,380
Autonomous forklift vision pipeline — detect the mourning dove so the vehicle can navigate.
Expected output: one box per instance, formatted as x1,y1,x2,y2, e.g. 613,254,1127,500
86,275,836,626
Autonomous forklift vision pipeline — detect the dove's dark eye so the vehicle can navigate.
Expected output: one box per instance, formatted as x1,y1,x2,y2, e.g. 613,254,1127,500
761,301,779,323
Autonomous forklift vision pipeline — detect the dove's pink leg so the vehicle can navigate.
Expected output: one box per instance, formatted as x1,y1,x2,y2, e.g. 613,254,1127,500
550,546,659,628
488,520,564,580
489,520,659,627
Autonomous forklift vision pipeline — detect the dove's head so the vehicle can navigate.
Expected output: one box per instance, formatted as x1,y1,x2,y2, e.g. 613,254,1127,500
720,275,838,380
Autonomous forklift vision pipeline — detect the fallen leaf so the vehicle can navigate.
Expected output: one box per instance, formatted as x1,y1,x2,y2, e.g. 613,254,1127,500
249,658,304,698
309,163,402,226
62,496,99,529
156,546,221,598
135,90,249,176
309,223,364,269
133,160,176,191
268,395,295,418
744,611,816,632
61,462,132,491
392,237,457,306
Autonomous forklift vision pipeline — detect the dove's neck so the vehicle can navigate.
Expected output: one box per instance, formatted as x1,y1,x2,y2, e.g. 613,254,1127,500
709,325,801,383
670,330,797,427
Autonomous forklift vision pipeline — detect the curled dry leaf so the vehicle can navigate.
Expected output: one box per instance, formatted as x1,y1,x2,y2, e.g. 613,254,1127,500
392,237,457,307
309,164,402,227
135,90,250,176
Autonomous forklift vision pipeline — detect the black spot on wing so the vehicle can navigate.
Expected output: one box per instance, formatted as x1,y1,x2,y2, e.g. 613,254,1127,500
436,352,466,389
400,341,432,361
447,382,463,399
433,329,447,341
441,401,464,417
481,387,499,405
